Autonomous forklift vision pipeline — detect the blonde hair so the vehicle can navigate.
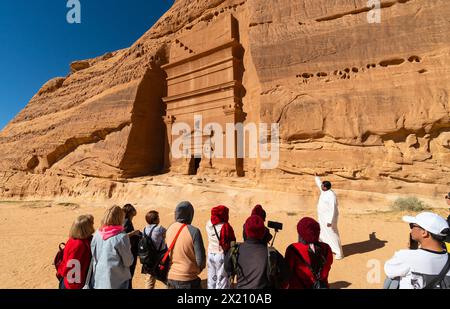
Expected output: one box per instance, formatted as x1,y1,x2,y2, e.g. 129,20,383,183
69,215,95,240
101,205,125,227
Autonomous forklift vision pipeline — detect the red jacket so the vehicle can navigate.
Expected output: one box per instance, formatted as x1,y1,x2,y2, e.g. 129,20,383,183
284,242,333,289
57,237,92,289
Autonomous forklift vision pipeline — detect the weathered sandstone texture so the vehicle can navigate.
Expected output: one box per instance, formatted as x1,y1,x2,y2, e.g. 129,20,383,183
0,0,448,201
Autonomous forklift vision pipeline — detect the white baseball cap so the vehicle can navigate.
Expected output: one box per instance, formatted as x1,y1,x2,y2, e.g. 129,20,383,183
403,212,449,237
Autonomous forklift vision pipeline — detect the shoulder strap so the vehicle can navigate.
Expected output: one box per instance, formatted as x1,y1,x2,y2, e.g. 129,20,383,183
152,225,164,252
424,253,450,289
160,224,187,265
213,224,221,241
143,225,157,238
149,225,157,238
146,225,160,251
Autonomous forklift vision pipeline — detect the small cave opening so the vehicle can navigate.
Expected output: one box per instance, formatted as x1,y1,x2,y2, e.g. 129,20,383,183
188,157,202,175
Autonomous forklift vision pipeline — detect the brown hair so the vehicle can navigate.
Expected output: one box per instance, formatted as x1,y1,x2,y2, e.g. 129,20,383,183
122,203,137,219
145,210,159,225
69,215,95,240
101,205,125,227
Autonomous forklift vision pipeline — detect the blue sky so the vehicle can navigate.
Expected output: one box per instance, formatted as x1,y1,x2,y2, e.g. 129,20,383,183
0,0,174,130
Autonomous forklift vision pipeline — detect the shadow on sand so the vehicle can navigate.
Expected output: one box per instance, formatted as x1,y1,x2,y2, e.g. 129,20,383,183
343,232,388,257
329,281,352,289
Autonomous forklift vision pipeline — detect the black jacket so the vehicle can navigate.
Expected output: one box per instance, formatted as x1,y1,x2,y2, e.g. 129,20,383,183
123,218,140,278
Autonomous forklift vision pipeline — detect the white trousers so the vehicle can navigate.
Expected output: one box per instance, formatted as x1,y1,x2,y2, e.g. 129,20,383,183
207,252,230,289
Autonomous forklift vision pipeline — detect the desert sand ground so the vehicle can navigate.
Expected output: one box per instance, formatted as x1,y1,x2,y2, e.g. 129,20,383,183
0,193,448,289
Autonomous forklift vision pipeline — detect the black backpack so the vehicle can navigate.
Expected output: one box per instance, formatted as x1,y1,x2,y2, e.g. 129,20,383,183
138,226,167,276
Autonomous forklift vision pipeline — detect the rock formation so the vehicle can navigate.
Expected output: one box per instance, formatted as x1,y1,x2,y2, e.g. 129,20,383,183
0,0,449,201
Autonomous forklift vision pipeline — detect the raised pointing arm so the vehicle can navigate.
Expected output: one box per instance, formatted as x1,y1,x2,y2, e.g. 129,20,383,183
315,176,323,192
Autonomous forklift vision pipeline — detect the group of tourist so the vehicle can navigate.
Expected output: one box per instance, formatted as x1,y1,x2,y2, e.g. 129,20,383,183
55,177,450,289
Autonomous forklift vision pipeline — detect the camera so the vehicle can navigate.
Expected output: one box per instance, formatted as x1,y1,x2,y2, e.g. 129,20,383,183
268,221,283,231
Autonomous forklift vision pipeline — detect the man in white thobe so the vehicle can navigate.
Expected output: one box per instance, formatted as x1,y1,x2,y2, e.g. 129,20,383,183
315,175,344,260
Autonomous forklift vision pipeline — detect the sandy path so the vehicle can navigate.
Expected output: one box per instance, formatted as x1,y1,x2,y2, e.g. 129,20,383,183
0,199,447,289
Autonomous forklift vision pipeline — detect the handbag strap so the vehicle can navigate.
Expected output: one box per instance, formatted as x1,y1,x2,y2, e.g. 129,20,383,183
424,253,450,289
160,224,187,264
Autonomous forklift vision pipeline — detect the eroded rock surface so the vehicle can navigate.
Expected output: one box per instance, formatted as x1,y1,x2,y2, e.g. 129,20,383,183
0,0,448,201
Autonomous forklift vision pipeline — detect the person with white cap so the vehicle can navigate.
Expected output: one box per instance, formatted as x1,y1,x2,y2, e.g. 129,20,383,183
384,212,450,289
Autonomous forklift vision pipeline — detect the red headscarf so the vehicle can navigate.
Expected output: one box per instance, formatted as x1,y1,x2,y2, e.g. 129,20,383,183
211,205,236,252
251,204,266,221
297,217,321,244
244,215,266,240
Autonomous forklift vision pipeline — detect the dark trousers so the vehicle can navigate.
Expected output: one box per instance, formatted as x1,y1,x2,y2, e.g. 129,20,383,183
167,277,202,289
128,235,139,290
128,254,138,289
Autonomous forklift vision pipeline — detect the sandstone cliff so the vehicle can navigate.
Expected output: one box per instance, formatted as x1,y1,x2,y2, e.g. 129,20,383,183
0,0,448,201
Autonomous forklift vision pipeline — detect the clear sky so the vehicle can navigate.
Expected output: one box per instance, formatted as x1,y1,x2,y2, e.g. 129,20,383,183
0,0,174,130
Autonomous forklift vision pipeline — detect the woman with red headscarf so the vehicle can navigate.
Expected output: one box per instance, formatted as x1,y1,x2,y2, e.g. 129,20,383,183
206,205,236,289
242,205,273,244
284,217,333,289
